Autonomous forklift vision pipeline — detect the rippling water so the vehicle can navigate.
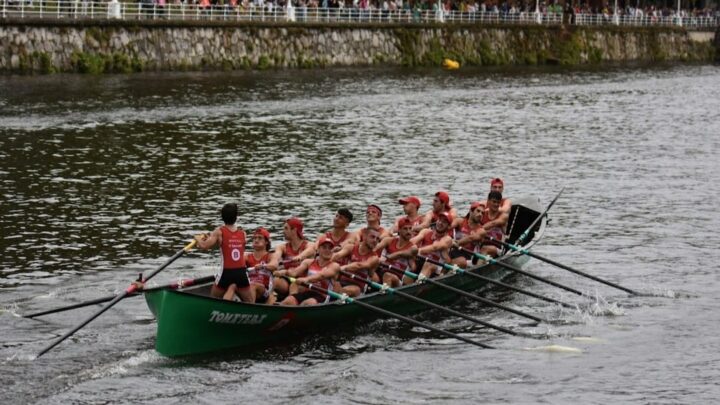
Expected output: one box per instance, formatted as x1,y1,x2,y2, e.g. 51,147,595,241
1,64,719,404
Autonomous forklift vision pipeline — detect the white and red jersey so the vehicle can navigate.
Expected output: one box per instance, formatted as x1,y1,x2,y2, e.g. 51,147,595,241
306,259,334,293
454,217,481,252
245,252,272,289
421,228,453,263
383,237,415,271
220,227,246,270
338,244,380,288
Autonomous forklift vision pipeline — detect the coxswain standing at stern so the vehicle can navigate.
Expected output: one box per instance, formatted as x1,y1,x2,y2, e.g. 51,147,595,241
194,203,253,302
275,236,341,306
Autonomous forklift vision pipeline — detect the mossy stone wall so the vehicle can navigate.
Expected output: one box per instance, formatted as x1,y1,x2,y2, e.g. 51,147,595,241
0,20,715,74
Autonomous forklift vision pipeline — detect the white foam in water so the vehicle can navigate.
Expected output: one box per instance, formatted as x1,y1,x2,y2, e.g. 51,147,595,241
522,345,583,354
81,350,162,380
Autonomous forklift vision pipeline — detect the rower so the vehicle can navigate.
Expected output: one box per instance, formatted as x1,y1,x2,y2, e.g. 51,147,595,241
194,203,253,302
270,217,309,299
411,211,458,279
484,178,512,214
479,191,509,257
376,216,418,287
449,201,488,268
275,236,341,306
228,227,275,304
295,208,354,262
418,191,458,230
352,204,390,243
332,226,382,297
392,196,423,235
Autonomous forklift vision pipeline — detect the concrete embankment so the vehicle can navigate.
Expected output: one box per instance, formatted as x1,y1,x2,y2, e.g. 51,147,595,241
0,19,716,74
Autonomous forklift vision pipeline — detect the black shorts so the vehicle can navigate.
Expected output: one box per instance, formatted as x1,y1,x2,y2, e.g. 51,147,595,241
291,290,327,304
449,247,473,260
216,268,250,290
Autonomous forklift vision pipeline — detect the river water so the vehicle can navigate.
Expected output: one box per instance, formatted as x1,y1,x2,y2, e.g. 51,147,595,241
1,64,719,404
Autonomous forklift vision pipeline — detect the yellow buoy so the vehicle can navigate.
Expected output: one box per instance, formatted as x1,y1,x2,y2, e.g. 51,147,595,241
442,58,460,70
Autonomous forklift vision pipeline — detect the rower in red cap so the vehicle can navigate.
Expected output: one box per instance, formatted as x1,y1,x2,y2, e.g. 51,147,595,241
275,235,341,306
392,196,423,236
448,202,488,268
418,191,459,230
269,217,309,301
485,178,512,215
376,216,418,287
227,227,276,304
479,191,509,257
411,211,462,279
332,226,382,297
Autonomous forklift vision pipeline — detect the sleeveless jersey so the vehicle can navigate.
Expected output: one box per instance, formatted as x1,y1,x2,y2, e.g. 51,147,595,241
245,252,273,289
220,227,246,270
307,259,334,293
281,240,308,269
383,237,415,271
422,228,452,263
338,244,379,288
454,218,481,252
481,210,505,247
325,230,350,245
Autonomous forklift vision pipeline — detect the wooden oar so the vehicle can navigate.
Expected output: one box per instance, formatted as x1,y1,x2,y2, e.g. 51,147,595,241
515,187,564,245
456,247,590,298
381,262,545,323
36,240,197,358
284,276,494,349
417,255,574,308
25,275,214,319
492,238,640,295
339,270,530,336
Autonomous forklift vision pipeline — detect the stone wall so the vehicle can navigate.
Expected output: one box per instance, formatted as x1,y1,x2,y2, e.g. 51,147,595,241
0,20,716,74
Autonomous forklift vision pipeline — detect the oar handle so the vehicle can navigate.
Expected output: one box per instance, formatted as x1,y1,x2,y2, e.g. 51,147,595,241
284,276,494,349
339,270,530,333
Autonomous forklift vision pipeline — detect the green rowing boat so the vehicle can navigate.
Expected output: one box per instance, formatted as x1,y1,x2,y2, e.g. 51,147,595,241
144,197,547,357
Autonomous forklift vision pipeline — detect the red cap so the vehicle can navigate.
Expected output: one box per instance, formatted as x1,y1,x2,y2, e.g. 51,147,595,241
435,191,450,207
254,227,271,240
285,217,304,239
437,211,453,224
317,235,336,248
397,216,413,229
491,178,504,187
470,201,485,211
398,196,421,208
367,204,383,217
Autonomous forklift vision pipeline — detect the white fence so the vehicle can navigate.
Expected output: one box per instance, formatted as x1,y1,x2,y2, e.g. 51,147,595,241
1,1,718,29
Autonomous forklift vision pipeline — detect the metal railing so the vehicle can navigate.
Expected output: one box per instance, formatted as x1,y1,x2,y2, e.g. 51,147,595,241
2,1,718,28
